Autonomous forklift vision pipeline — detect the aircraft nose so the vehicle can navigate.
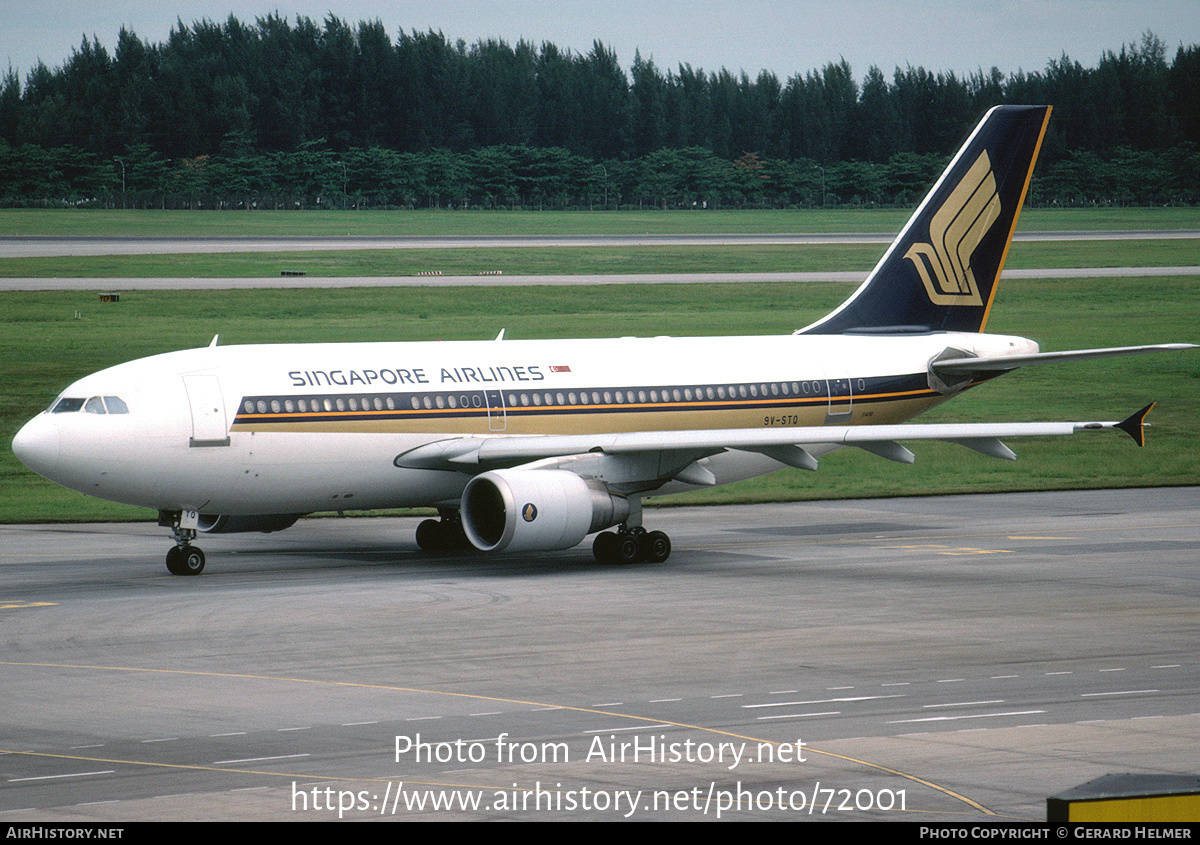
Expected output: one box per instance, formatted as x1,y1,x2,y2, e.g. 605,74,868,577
12,414,60,477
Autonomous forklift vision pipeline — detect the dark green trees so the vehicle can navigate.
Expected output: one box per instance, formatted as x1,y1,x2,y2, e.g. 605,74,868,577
1,18,1195,207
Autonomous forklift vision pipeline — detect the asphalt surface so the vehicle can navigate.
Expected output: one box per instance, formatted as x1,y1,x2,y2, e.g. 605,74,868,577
2,487,1197,821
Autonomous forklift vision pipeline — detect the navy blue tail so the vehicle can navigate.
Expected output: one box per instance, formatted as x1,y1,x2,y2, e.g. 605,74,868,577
800,105,1052,335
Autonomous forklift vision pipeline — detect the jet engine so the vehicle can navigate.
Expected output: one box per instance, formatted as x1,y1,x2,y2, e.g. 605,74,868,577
460,469,629,553
195,514,302,534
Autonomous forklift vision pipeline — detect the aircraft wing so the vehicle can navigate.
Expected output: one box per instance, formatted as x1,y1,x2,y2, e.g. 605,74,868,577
394,404,1157,480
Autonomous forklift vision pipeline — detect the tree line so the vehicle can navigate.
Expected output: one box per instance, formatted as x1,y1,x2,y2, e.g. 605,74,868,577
1,16,1197,208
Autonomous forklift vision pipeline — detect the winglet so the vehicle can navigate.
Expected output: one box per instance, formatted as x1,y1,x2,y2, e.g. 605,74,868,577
1115,403,1155,447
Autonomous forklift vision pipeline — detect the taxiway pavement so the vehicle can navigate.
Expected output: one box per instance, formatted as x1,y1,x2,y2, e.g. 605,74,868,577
2,487,1197,821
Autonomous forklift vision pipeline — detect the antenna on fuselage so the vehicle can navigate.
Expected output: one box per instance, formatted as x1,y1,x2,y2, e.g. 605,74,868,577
208,334,220,347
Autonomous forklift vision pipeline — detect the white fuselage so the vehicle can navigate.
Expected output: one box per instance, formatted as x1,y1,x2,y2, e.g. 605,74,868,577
13,330,1038,516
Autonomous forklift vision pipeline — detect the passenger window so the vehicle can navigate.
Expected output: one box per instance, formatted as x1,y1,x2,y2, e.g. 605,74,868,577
84,396,107,414
103,396,129,414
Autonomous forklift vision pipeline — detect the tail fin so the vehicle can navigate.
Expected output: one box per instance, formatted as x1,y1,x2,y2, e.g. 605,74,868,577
799,105,1052,335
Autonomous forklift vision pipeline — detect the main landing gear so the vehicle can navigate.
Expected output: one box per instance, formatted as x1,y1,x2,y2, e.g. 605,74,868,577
160,512,205,576
414,509,471,552
592,526,671,565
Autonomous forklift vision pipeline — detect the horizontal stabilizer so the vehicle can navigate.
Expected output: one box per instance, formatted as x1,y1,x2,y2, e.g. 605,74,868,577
932,343,1197,375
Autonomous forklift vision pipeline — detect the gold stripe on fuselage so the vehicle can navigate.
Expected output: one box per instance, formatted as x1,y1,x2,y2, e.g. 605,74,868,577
230,383,946,436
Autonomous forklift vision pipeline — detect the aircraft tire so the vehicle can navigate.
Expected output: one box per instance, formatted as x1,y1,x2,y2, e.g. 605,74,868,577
614,532,642,564
640,530,671,563
167,545,205,576
181,546,205,575
415,518,445,551
591,531,615,563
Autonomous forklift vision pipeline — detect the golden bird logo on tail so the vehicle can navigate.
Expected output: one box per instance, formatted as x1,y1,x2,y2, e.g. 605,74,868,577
905,150,1002,306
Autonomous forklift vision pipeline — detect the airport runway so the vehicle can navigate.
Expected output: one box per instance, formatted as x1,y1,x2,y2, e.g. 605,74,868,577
2,487,1197,821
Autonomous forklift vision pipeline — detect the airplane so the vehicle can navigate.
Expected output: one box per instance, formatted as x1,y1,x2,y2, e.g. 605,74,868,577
10,105,1195,576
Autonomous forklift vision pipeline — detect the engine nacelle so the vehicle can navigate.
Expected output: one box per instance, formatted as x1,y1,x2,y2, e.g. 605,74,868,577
460,469,629,553
196,514,302,534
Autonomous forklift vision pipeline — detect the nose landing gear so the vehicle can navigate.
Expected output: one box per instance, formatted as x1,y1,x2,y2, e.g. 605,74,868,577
166,543,205,576
160,511,205,576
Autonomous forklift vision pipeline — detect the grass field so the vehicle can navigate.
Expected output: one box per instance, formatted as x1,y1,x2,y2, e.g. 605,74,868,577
1,239,1198,279
2,207,1197,523
1,205,1198,238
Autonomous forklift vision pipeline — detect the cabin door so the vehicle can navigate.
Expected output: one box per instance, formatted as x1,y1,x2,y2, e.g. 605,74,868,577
484,389,507,432
183,375,230,447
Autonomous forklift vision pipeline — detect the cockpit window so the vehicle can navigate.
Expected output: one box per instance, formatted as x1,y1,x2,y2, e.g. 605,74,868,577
51,397,85,413
49,396,129,414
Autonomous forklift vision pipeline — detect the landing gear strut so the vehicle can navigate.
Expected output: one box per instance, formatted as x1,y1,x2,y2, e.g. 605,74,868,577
415,509,471,553
592,526,671,565
160,511,205,576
